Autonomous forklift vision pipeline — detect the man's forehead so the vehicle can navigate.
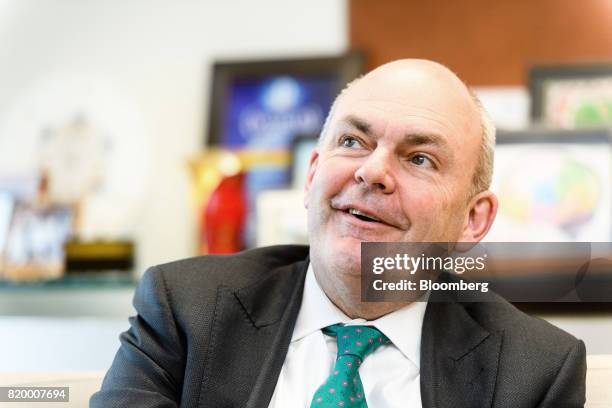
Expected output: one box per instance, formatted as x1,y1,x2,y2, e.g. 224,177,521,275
347,63,472,111
332,60,480,140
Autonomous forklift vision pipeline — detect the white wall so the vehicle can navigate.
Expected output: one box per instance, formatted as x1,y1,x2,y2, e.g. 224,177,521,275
0,0,348,273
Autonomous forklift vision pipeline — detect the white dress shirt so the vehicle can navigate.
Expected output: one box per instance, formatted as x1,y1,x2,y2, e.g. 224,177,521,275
268,264,426,408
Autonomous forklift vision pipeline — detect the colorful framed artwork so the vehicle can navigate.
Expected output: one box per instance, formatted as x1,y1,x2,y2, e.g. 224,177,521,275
529,63,612,128
486,128,612,242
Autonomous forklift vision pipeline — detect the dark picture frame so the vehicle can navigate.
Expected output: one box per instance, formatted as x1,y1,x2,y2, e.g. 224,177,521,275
529,62,612,127
206,52,364,148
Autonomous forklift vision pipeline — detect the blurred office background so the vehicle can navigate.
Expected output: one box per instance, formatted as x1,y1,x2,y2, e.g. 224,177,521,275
1,0,612,372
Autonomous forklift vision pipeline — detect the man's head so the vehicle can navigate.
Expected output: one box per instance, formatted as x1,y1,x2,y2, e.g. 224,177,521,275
303,59,498,317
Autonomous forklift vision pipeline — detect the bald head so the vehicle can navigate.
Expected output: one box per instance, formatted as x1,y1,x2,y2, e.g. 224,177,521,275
353,60,477,110
320,59,495,197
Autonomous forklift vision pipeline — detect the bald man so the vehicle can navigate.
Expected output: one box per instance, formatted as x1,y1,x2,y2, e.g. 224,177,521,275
92,60,586,408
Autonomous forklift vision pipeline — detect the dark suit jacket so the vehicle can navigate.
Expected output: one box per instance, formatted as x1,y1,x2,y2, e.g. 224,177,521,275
91,245,586,407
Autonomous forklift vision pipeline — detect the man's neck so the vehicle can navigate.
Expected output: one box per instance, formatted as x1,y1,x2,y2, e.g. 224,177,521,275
310,262,410,320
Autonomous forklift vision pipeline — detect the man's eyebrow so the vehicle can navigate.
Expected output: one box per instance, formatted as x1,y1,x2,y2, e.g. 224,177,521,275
341,115,373,136
402,133,447,147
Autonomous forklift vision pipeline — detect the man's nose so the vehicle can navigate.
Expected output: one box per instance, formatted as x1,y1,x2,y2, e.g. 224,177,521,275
353,149,396,193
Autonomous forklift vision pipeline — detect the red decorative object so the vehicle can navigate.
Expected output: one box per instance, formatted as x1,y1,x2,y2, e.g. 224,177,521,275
202,173,247,254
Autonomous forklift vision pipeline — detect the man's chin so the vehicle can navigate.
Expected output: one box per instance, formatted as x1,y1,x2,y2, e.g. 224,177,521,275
327,241,362,277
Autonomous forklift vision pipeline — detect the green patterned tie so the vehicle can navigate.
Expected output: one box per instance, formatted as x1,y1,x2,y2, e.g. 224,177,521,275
310,324,390,407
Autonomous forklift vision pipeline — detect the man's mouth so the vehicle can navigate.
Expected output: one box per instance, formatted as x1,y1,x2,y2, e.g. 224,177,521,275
346,208,382,223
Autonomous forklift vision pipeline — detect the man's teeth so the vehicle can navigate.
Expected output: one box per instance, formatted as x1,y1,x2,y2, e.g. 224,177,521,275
348,208,381,222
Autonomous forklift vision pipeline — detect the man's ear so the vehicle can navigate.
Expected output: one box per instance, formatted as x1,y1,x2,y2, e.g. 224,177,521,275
457,190,498,246
303,148,320,209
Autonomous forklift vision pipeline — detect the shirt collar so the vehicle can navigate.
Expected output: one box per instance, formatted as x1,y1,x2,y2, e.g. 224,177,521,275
291,262,427,368
291,263,350,342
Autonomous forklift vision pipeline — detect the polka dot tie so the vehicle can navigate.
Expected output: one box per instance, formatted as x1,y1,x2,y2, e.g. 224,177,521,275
310,324,390,407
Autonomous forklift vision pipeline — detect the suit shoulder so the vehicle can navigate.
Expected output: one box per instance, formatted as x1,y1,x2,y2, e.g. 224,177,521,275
464,295,586,404
143,244,309,296
467,296,580,358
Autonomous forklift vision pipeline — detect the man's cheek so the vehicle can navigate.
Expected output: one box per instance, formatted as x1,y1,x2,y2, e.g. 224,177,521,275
424,183,456,211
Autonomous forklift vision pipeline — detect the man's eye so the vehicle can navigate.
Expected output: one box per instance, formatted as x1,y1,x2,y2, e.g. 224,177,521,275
410,154,434,168
340,136,361,148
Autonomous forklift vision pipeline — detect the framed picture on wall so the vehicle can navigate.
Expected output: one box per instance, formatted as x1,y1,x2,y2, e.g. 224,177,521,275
207,52,363,150
486,128,612,243
529,63,612,129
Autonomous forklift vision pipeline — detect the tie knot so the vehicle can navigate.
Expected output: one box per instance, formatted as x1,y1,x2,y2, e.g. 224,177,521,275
323,324,390,361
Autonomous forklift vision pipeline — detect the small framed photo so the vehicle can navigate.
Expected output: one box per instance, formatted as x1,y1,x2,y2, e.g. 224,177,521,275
529,63,612,128
3,202,74,281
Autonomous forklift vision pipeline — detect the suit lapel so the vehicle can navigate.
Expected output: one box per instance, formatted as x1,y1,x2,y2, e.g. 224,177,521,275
198,258,308,408
420,295,503,408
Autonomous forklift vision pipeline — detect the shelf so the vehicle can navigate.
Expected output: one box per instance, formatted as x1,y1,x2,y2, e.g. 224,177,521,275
0,272,136,291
